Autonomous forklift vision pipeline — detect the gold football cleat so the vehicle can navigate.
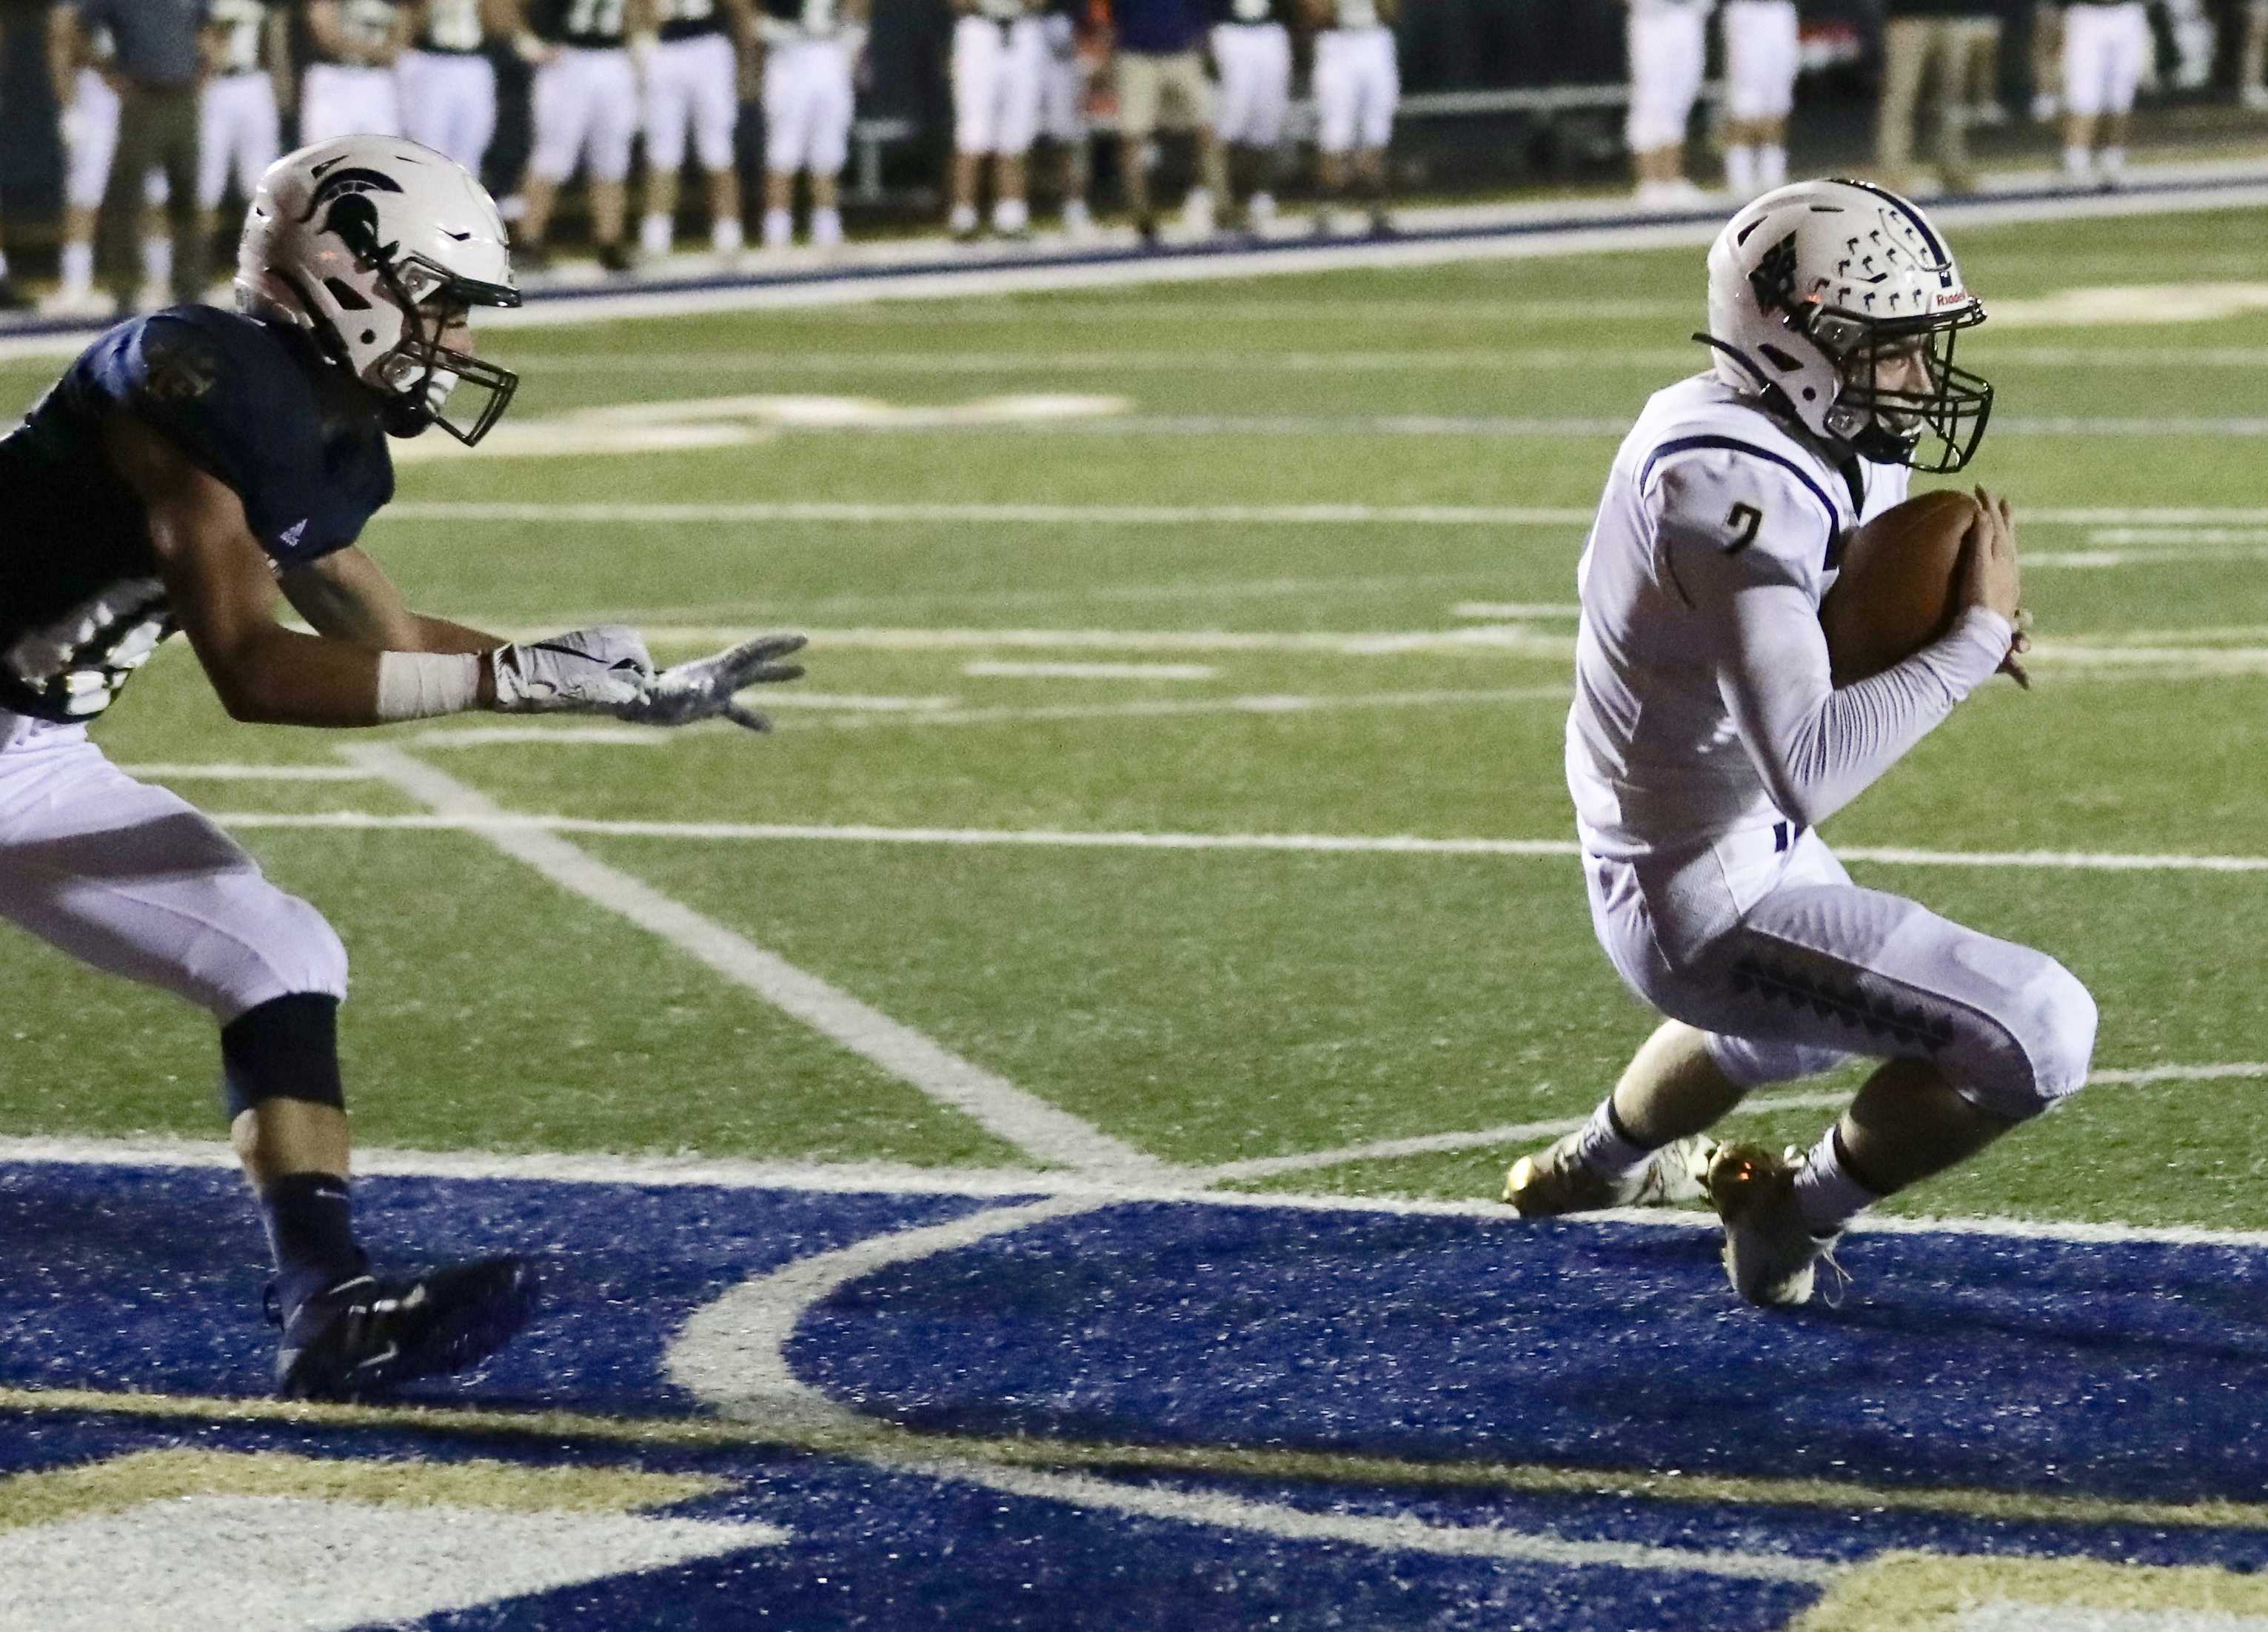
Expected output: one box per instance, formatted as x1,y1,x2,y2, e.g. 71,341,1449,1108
1705,1141,1844,1308
1502,1131,1717,1217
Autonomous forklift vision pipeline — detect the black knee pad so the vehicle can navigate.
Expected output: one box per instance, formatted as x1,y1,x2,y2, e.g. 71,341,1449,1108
220,993,345,1121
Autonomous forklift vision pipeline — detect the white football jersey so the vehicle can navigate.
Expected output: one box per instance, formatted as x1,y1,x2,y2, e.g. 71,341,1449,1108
1565,372,1910,857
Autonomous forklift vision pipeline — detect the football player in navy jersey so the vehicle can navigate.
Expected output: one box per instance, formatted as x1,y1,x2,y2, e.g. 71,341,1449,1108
2,136,805,1399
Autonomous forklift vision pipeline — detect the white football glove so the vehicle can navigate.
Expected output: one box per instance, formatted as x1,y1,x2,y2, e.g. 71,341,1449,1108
611,633,808,732
489,625,655,713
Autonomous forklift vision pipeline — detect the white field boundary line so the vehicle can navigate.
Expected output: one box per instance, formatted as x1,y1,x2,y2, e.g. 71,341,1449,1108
381,500,2268,529
175,807,2268,875
339,744,1168,1180
665,1193,1838,1585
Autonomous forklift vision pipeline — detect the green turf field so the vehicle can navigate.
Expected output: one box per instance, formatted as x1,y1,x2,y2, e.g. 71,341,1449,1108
6,205,2267,1229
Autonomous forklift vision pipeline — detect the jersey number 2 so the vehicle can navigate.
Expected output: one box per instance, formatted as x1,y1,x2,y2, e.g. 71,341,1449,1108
1722,501,1763,555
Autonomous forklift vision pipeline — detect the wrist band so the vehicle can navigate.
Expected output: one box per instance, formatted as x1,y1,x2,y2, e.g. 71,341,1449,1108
374,650,481,721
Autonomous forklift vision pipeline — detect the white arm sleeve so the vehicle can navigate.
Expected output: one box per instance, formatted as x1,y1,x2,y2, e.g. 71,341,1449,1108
1656,451,2013,829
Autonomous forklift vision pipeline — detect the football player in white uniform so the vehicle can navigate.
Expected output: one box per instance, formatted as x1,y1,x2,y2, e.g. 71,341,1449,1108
1719,0,1796,199
1213,0,1292,232
202,0,289,218
1036,0,1094,234
639,0,758,256
44,6,167,315
749,0,865,252
1306,0,1396,236
949,0,1046,239
1626,0,1708,207
519,0,655,270
2061,0,2150,187
1504,180,2095,1308
399,0,513,175
300,0,410,141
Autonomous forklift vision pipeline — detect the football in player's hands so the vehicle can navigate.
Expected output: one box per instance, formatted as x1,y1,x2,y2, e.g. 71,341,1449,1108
1819,489,1981,686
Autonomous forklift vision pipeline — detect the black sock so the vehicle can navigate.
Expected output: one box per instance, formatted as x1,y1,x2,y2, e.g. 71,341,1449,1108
259,1171,368,1318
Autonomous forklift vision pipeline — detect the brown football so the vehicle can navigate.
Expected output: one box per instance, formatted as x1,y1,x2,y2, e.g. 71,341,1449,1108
1820,489,1980,686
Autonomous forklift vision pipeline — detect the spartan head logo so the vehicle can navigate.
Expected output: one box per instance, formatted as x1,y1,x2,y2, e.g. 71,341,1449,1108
299,166,405,261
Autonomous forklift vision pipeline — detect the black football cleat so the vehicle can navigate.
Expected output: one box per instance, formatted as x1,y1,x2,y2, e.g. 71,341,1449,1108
272,1256,540,1401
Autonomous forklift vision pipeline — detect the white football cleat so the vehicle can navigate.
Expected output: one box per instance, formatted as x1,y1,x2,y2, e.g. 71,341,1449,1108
1503,1131,1716,1217
1706,1141,1842,1307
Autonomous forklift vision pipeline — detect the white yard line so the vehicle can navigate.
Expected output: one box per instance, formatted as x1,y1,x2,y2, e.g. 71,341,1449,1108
197,806,2268,874
340,744,1168,1180
110,763,377,782
960,661,1218,680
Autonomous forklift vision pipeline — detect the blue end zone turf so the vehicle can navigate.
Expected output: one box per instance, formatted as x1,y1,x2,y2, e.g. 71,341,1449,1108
7,1160,2268,1628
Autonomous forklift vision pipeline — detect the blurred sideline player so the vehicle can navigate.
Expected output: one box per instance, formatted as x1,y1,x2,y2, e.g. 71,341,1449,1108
750,0,865,252
1306,0,1395,237
1719,0,1795,201
519,0,652,270
1111,0,1231,244
1037,0,1095,234
2061,0,2147,187
2243,0,2268,112
1626,0,1707,207
640,0,757,257
949,0,1044,239
400,0,513,175
301,0,409,141
45,7,169,315
1212,0,1291,233
0,134,805,1397
204,1,290,228
1505,179,2094,1308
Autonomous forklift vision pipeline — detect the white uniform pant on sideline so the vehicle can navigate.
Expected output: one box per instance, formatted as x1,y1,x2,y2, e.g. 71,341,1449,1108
2063,1,2150,117
1037,10,1086,142
1212,21,1291,147
953,14,1045,156
648,31,740,173
1625,1,1707,150
299,63,402,143
1313,26,1396,154
398,49,498,173
761,38,852,175
199,72,280,210
1584,824,2095,1121
1722,0,1799,121
531,47,639,182
0,718,347,1023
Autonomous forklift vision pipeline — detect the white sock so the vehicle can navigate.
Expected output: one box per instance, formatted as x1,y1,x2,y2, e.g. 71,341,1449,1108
2064,144,2092,178
142,236,172,295
712,215,744,253
1569,1097,1654,1183
991,196,1028,233
0,248,14,281
1758,144,1787,190
1063,197,1091,230
638,211,672,255
2100,146,2127,178
1791,1127,1879,1237
761,207,793,248
1725,144,1756,196
1247,191,1274,226
949,202,978,235
810,207,842,247
60,243,92,295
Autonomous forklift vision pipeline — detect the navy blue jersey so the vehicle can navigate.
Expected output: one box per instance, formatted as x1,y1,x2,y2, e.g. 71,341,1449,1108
0,306,394,722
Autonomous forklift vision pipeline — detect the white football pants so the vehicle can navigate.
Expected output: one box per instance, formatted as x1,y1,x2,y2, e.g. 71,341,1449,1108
1585,823,2096,1122
1212,22,1291,147
762,39,852,176
2063,1,2151,117
531,47,639,183
1626,2,1707,150
1313,26,1397,154
298,64,402,144
649,32,742,174
398,50,498,174
953,15,1045,156
1722,0,1799,121
0,717,347,1023
198,72,280,210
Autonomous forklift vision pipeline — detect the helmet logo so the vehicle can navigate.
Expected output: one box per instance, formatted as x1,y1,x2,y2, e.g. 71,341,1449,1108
298,166,405,262
1749,232,1799,315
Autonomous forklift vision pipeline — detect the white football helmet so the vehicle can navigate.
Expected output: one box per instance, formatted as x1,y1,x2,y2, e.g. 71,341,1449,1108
1700,178,1992,473
236,136,521,444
